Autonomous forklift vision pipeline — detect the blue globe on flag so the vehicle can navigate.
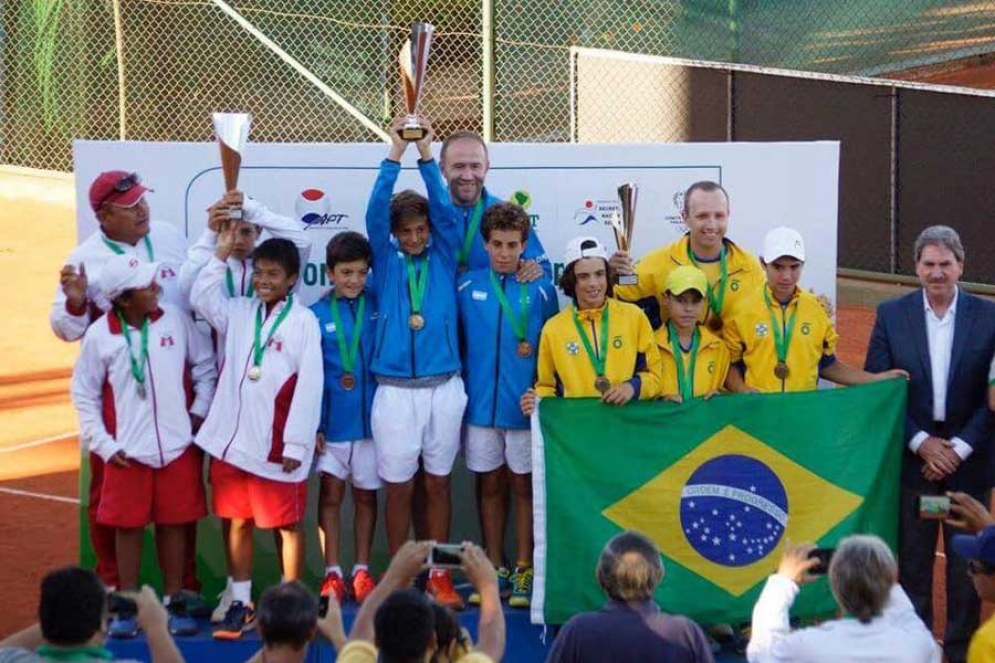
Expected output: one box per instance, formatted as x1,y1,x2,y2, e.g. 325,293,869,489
679,454,788,567
296,188,330,226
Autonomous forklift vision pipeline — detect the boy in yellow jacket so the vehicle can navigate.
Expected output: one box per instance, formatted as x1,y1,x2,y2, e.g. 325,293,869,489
521,236,661,415
656,265,730,402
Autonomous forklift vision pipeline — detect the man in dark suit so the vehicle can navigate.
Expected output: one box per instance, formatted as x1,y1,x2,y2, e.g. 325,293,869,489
865,225,995,663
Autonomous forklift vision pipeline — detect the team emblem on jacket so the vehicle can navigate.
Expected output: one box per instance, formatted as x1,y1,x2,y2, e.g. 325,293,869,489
612,335,623,349
159,334,175,347
801,322,812,335
567,341,580,356
754,323,768,338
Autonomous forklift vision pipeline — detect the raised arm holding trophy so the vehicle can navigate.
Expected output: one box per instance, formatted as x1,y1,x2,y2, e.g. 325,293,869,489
398,23,434,141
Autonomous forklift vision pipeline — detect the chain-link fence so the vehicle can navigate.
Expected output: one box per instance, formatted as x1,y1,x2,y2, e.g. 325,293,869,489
5,0,995,172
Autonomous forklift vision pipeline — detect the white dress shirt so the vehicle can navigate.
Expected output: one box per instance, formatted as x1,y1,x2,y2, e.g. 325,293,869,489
909,287,972,459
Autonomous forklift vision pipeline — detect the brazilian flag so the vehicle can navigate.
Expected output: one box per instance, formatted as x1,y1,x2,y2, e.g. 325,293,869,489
531,379,905,625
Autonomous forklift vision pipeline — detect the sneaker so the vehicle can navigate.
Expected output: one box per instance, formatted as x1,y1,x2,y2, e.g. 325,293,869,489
107,613,139,639
508,566,533,609
426,570,464,611
211,583,234,624
167,598,198,637
212,601,255,640
469,567,510,605
350,569,376,604
320,570,347,604
176,589,213,620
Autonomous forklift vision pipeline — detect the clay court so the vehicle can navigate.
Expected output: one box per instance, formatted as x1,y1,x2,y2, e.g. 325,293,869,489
0,168,971,645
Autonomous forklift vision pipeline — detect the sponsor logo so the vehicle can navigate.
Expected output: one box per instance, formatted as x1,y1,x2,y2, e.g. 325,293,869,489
801,322,811,335
295,188,349,228
666,190,685,226
612,335,623,349
707,361,716,374
573,198,619,226
511,190,540,229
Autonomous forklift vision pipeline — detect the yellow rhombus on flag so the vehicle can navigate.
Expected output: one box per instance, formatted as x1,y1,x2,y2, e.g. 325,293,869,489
603,424,863,596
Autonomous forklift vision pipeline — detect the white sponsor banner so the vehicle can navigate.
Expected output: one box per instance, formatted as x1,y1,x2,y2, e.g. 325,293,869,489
73,140,839,306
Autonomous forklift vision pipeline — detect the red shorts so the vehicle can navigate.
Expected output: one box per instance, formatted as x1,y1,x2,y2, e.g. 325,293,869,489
209,458,307,529
97,446,207,528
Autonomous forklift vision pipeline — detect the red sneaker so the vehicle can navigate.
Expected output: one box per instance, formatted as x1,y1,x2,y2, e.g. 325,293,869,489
320,571,347,604
351,569,376,604
426,570,464,611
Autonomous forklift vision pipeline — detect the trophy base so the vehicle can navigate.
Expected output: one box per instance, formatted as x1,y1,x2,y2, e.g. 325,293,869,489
227,208,243,221
617,274,638,286
400,126,426,141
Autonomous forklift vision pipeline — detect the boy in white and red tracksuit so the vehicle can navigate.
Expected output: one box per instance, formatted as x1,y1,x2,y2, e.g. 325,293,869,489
191,233,322,640
71,254,216,637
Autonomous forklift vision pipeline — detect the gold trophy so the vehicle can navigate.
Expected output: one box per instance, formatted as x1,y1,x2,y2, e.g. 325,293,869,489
398,23,435,141
612,182,639,285
212,112,251,219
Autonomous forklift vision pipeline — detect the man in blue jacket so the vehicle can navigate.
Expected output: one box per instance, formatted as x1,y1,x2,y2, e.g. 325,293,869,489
458,202,558,609
366,116,467,610
434,130,551,282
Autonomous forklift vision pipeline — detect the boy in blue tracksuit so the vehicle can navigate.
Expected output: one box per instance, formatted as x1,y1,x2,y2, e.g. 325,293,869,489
309,231,380,607
366,116,467,609
429,130,552,281
457,202,558,609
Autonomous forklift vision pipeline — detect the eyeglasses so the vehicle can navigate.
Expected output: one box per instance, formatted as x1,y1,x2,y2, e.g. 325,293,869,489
968,560,994,576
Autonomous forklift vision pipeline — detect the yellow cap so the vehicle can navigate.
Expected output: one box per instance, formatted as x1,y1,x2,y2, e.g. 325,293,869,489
666,265,708,296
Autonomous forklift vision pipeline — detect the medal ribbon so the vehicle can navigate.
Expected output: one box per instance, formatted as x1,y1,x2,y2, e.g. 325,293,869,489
763,287,798,366
102,235,154,261
330,293,365,376
668,322,699,402
116,311,149,389
687,243,727,322
253,295,294,370
457,199,486,268
489,270,528,342
405,254,429,314
226,265,254,298
571,305,610,379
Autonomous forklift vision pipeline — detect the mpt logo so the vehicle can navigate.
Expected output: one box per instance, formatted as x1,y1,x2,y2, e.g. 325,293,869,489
295,189,349,228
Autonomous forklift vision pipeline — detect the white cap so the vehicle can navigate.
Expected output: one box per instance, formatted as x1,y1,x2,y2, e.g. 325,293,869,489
99,254,160,301
563,236,609,268
762,226,806,262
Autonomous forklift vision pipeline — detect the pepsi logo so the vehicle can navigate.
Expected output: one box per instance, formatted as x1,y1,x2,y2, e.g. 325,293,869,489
680,454,787,567
296,188,331,226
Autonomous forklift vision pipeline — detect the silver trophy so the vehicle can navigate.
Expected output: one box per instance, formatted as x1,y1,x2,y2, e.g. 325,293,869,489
398,23,435,141
212,112,251,219
612,182,639,285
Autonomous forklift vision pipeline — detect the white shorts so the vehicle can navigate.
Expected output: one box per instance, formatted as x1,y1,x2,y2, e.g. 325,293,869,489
316,438,382,491
465,425,532,474
371,375,468,483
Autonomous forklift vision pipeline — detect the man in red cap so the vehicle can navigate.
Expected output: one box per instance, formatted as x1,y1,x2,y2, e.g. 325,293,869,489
50,170,205,609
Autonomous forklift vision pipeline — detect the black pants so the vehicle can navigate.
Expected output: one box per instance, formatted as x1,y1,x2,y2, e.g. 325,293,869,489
899,480,981,663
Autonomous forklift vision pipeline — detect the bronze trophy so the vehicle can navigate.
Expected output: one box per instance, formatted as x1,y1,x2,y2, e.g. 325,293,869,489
612,182,639,285
212,112,251,219
398,23,435,141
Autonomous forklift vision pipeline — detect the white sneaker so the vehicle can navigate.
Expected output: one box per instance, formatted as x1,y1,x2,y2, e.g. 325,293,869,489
211,583,234,624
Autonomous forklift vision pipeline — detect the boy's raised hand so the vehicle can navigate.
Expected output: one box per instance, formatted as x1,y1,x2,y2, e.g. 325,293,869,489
388,116,411,162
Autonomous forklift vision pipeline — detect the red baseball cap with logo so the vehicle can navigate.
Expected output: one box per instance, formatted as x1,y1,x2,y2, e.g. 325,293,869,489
89,171,151,212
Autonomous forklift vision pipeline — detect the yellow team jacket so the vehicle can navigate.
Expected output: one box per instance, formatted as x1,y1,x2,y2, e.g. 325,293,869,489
724,285,839,393
656,324,731,399
615,235,765,329
536,298,662,399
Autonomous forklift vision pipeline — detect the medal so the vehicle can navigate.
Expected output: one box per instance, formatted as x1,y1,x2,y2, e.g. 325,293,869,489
250,295,293,385
330,293,366,392
406,255,429,333
490,270,534,361
764,288,798,384
116,310,150,399
572,305,612,396
707,316,723,332
669,322,699,402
